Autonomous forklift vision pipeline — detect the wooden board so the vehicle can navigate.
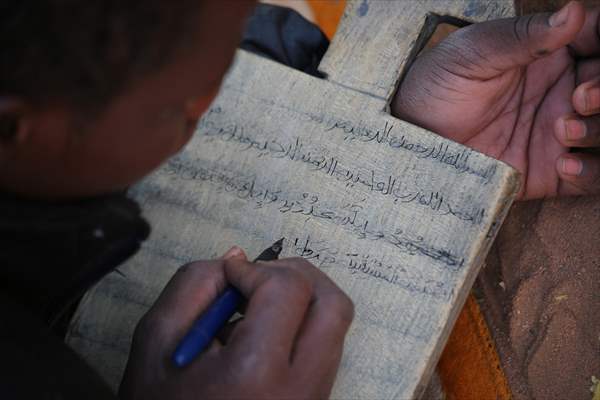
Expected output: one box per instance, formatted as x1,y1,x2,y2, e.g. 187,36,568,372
67,1,519,399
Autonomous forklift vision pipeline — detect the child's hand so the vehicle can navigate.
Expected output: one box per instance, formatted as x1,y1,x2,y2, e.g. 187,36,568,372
119,250,353,400
392,1,600,200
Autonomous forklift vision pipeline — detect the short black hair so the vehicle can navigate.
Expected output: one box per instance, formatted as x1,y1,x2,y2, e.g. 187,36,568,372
0,1,201,109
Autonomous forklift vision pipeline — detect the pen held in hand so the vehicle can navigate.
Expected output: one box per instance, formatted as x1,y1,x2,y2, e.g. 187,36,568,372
171,238,284,368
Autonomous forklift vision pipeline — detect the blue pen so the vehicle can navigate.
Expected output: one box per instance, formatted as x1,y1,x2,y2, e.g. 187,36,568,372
172,238,284,368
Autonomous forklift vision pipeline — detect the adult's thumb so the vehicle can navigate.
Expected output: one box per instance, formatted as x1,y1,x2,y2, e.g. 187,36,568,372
445,1,585,78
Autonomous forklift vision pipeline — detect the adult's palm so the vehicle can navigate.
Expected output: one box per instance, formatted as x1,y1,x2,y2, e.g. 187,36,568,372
393,1,600,199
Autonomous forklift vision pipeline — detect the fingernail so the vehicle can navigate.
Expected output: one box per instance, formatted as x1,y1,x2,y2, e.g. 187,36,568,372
221,246,243,260
585,86,600,113
561,157,583,176
549,3,570,27
564,118,586,140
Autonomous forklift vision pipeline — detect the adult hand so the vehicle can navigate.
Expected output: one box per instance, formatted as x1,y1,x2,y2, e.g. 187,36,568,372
119,247,354,400
393,1,600,199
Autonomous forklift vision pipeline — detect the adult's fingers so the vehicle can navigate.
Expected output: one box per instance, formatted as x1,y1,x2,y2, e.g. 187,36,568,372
556,152,600,195
442,1,584,79
555,113,600,147
575,58,600,86
572,76,600,116
568,6,600,57
222,258,314,362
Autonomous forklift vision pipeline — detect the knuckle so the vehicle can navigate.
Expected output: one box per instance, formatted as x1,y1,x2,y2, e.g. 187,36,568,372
226,348,280,385
176,260,203,274
266,267,312,297
176,260,222,279
512,14,537,44
514,14,549,57
132,310,169,343
322,292,355,329
283,256,315,271
511,16,527,44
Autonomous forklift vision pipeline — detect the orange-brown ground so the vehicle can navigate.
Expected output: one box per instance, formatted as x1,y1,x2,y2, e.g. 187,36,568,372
480,197,600,399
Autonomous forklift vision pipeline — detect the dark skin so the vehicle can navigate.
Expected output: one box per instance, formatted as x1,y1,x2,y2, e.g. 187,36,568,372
120,248,353,400
0,3,249,198
2,1,599,399
1,3,354,398
393,1,600,199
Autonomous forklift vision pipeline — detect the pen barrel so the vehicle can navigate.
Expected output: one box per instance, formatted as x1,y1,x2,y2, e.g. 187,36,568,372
172,286,243,367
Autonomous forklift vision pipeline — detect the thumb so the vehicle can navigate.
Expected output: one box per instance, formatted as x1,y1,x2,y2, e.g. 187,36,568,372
446,1,585,79
220,245,247,261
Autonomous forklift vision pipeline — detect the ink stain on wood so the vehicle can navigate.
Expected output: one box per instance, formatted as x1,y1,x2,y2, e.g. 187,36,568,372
357,0,368,17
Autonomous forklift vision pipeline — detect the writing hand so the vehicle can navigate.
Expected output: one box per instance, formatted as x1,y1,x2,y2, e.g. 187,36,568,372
393,1,600,199
119,248,354,400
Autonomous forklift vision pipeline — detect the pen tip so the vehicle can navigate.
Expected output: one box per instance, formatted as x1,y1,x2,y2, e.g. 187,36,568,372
272,238,285,253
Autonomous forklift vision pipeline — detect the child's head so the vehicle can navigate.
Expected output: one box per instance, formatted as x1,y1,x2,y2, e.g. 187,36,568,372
0,1,254,198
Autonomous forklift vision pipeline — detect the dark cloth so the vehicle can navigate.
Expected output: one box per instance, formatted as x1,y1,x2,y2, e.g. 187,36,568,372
1,293,122,400
0,193,150,400
0,4,328,399
240,3,328,77
0,193,150,327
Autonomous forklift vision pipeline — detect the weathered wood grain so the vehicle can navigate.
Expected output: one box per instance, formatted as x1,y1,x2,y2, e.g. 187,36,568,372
319,0,515,102
67,1,519,399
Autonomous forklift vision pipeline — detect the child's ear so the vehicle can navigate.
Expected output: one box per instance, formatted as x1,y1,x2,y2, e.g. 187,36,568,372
0,97,31,148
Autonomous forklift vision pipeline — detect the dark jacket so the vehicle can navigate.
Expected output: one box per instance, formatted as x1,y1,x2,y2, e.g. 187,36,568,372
0,5,328,398
0,193,149,399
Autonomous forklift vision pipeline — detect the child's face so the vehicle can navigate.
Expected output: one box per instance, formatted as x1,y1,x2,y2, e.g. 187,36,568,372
0,2,254,198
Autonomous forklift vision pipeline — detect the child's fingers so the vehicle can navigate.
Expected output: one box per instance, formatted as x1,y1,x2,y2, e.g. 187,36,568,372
135,261,227,353
219,246,247,261
289,279,353,388
555,113,600,147
215,317,243,345
222,258,314,361
446,1,584,79
556,153,600,195
572,77,600,116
